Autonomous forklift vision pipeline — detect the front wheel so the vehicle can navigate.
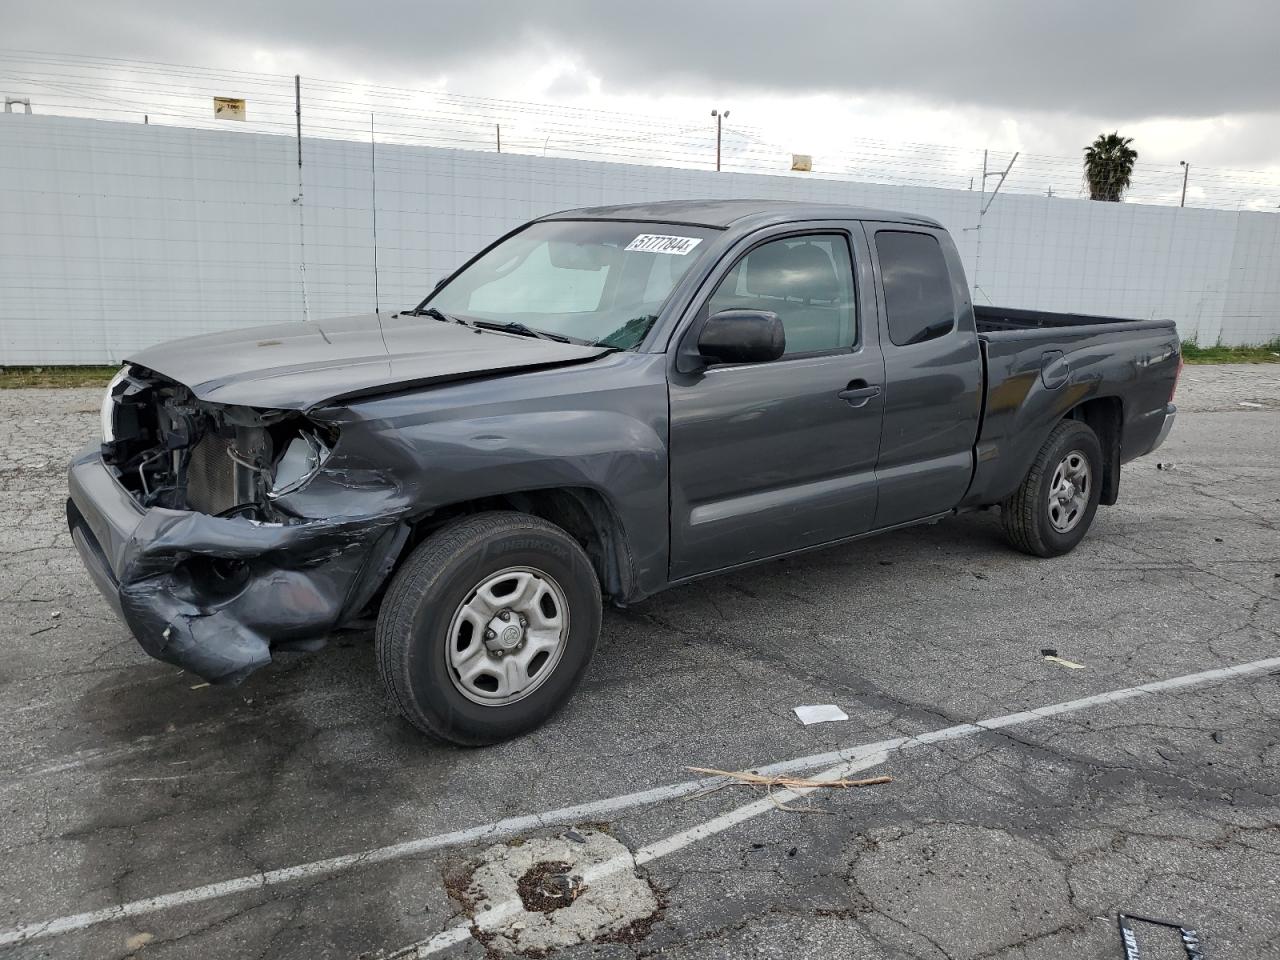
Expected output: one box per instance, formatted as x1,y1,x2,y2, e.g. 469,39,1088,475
376,511,602,745
1001,420,1103,558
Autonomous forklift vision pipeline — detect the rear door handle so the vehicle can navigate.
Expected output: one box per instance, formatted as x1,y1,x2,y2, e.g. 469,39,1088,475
838,382,882,408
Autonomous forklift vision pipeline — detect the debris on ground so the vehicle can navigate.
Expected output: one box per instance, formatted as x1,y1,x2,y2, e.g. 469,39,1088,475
1157,462,1175,470
792,704,849,725
516,860,581,913
1040,649,1086,669
1117,912,1205,959
686,767,892,792
1044,655,1086,670
1239,401,1263,408
124,932,155,951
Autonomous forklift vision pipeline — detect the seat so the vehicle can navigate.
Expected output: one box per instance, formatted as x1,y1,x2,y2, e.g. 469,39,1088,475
740,242,848,353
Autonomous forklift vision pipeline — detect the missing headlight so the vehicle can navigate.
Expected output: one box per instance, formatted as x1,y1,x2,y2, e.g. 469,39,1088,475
267,429,332,498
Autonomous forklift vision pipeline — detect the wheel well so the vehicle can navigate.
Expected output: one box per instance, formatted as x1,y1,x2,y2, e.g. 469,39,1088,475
405,488,635,601
1066,396,1122,505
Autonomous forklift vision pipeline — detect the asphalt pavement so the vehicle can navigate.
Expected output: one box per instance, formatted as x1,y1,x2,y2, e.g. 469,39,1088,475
1,364,1277,959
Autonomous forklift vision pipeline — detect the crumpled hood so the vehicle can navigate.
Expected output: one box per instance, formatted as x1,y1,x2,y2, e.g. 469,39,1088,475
127,313,612,410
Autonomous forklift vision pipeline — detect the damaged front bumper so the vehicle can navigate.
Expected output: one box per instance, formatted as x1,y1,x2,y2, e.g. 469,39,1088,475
67,445,407,683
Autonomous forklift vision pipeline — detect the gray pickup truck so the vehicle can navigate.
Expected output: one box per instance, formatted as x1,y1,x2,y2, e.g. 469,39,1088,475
69,199,1180,744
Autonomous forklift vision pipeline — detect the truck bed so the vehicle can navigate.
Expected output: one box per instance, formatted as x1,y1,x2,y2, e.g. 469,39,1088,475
974,304,1155,333
963,305,1180,511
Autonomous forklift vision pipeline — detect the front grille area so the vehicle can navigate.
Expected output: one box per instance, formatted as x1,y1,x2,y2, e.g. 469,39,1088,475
186,433,238,515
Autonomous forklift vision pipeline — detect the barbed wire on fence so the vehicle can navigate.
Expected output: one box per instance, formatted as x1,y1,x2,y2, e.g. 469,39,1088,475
3,49,1280,210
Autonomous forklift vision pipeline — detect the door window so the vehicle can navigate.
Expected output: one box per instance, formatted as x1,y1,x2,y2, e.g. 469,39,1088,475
875,231,955,346
706,234,856,356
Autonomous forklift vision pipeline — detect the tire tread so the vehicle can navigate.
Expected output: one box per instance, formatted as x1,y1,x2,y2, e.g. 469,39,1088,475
1001,420,1099,558
375,511,595,745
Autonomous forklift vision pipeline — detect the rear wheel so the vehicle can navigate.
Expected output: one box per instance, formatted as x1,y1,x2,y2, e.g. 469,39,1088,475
1001,420,1103,558
376,511,601,745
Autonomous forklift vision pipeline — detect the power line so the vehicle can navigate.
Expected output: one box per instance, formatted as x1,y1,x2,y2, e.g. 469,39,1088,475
2,50,1278,208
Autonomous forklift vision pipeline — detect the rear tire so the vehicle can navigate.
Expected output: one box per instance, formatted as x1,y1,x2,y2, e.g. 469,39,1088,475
376,511,601,746
1001,420,1103,558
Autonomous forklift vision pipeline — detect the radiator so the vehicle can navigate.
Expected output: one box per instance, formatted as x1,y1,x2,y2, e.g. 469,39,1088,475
185,433,238,515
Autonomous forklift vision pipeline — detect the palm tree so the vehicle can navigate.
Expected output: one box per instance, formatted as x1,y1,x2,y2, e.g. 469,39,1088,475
1083,132,1138,201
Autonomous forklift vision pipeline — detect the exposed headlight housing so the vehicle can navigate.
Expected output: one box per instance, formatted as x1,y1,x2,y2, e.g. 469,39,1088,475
266,429,332,499
100,366,131,442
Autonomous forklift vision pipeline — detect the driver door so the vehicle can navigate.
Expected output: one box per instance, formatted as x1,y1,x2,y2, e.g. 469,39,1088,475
667,224,885,580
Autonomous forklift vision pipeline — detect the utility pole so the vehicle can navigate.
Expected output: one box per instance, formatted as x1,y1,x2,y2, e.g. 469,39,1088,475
1179,160,1189,208
981,150,1019,215
496,123,502,153
711,108,729,171
370,113,380,318
294,74,303,168
970,149,1019,302
294,74,310,323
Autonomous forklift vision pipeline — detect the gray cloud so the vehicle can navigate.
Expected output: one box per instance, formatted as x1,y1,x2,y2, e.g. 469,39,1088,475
9,0,1278,121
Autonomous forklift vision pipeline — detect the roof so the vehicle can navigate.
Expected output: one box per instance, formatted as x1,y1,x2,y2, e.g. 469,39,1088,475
540,198,942,230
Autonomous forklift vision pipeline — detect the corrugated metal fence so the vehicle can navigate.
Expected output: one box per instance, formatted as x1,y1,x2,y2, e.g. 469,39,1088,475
2,113,1278,363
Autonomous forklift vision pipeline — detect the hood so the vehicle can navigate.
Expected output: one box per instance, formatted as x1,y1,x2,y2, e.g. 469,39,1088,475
126,313,613,410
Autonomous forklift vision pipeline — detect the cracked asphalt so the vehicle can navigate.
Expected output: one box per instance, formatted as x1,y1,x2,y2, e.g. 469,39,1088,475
1,364,1278,960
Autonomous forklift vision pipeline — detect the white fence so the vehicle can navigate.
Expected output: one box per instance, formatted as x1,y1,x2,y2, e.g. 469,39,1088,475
2,114,1278,363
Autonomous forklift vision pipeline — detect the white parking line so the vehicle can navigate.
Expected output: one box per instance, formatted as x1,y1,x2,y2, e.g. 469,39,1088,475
3,654,1279,949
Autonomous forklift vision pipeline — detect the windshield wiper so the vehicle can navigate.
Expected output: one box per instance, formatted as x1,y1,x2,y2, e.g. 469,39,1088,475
472,320,574,343
412,306,473,327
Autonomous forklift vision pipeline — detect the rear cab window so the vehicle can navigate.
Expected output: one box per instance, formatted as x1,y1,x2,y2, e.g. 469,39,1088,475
874,231,956,346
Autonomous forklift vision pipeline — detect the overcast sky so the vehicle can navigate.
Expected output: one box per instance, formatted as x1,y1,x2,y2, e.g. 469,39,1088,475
5,0,1280,203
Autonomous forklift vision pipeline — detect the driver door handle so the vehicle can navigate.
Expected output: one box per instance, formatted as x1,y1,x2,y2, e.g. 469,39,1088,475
838,381,882,408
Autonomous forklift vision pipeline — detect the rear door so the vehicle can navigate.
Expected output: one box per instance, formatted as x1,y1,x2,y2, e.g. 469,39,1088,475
865,225,982,528
667,223,885,579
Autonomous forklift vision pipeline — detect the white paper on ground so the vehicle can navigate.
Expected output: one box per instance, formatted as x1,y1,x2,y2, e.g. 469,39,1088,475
793,704,849,725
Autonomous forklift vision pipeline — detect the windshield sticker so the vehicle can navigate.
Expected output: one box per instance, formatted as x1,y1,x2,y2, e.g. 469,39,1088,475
625,234,703,255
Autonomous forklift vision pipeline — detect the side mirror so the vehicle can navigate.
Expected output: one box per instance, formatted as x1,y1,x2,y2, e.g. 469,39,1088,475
695,310,786,367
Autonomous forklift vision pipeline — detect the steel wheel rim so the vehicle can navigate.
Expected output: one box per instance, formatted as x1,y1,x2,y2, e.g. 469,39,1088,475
444,565,570,706
1047,449,1091,533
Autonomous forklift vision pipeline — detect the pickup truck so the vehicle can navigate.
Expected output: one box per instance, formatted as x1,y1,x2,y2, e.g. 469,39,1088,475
69,199,1180,745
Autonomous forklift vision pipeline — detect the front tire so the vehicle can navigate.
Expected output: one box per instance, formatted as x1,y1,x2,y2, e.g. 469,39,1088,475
1001,420,1103,558
376,511,601,746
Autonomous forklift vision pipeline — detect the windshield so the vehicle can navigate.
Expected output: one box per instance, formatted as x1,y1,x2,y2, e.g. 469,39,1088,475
423,220,717,348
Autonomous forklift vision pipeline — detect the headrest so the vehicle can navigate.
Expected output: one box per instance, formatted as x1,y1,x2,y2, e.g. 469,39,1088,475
744,242,843,303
